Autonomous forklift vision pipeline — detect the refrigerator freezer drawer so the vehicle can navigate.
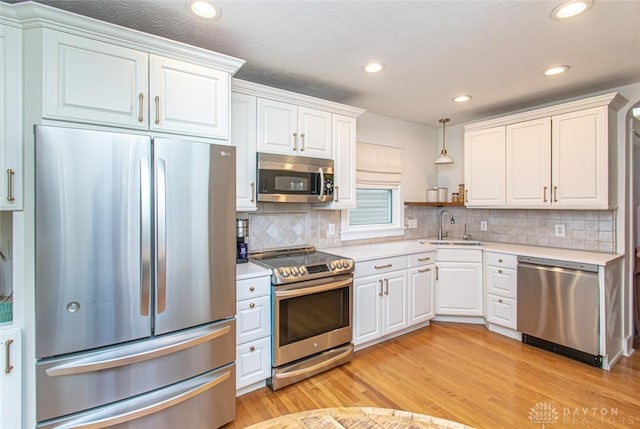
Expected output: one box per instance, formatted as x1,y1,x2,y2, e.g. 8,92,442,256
36,319,235,422
37,364,236,429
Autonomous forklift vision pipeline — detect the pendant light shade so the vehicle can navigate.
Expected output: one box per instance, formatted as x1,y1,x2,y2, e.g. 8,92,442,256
434,118,454,165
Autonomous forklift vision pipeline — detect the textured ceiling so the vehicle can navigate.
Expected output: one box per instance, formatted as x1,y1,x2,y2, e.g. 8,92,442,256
6,0,640,126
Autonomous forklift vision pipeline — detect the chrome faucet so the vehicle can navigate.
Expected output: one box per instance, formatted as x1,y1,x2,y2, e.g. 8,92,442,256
463,223,473,241
438,209,455,240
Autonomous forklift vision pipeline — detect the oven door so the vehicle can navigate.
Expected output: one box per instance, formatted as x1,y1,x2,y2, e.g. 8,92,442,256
273,274,353,367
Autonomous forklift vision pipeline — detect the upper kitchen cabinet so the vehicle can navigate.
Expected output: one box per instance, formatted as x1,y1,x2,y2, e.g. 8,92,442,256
231,92,258,211
0,22,22,210
326,114,357,209
257,98,332,158
463,126,505,207
464,92,627,209
23,16,243,139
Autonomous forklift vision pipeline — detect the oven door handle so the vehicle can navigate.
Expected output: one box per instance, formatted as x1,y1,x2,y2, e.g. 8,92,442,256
274,278,352,299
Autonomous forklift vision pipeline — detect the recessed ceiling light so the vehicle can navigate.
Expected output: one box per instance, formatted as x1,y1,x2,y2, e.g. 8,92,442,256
551,0,594,19
364,62,384,73
453,95,472,103
190,0,220,18
544,65,570,76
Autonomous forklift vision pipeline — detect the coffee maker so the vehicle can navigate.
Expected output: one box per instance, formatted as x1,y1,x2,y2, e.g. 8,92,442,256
236,218,249,263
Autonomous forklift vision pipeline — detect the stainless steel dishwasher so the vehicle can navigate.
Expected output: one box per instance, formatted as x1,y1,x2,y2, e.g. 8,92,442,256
517,256,602,367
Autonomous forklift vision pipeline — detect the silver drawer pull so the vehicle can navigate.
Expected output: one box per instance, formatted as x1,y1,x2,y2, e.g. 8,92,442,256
498,259,503,263
249,286,255,292
418,257,431,262
249,303,255,308
250,346,255,352
498,299,503,303
4,339,13,374
418,268,431,273
498,269,503,274
374,264,393,269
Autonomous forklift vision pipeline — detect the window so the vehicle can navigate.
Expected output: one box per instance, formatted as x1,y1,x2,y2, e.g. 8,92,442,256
349,189,392,226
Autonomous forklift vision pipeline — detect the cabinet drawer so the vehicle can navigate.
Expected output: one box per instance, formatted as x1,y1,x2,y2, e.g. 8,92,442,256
436,248,482,263
237,275,271,301
486,252,517,269
408,252,436,267
236,336,271,389
236,295,270,344
486,266,517,299
486,294,517,329
355,255,408,278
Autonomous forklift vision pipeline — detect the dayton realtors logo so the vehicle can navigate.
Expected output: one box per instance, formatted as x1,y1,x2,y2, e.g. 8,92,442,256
529,402,633,426
529,402,560,428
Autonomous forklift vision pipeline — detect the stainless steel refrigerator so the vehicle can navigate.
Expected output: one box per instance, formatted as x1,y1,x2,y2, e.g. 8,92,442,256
34,126,236,428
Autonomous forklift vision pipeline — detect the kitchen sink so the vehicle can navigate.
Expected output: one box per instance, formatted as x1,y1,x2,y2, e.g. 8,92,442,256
420,239,482,246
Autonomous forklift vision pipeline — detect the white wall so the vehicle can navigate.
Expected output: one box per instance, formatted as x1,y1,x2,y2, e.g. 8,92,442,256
357,111,436,201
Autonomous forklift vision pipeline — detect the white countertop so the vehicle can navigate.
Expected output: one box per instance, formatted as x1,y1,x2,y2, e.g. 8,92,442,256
322,238,623,266
236,261,271,280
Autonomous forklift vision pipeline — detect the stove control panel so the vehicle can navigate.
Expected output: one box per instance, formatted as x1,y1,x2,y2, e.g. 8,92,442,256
273,258,354,284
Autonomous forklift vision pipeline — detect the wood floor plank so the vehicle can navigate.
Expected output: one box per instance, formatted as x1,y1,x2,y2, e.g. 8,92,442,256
225,323,640,428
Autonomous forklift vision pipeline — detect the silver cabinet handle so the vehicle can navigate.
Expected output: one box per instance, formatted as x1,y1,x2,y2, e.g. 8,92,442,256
553,186,558,202
140,159,151,316
4,339,13,374
384,278,389,295
435,266,439,281
6,169,15,202
374,264,393,270
46,324,232,376
418,268,431,273
249,286,255,292
249,346,255,352
300,133,305,151
378,279,384,297
498,269,503,274
498,259,503,263
249,302,255,309
465,189,469,203
334,185,339,202
154,95,160,125
498,299,503,303
543,186,548,203
293,132,298,151
138,92,144,122
157,158,167,313
418,257,431,262
250,182,255,203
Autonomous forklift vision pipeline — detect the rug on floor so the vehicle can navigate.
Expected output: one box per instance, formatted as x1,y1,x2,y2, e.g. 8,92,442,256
244,406,474,428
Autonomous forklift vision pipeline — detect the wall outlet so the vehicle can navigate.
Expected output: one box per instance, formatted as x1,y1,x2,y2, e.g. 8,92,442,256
554,224,566,237
480,220,487,231
408,218,418,229
327,223,335,236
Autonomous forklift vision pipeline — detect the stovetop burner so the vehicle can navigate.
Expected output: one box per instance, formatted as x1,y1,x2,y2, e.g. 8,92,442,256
250,246,354,285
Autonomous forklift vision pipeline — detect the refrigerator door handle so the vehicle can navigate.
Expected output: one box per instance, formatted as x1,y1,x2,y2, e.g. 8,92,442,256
140,158,151,316
45,324,232,377
157,158,167,314
42,368,231,429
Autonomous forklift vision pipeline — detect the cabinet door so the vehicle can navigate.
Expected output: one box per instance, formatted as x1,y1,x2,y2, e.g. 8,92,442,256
257,98,298,155
506,118,551,208
150,55,230,139
0,24,22,210
297,107,332,158
486,294,517,329
327,114,357,208
236,336,271,390
236,295,270,345
552,106,608,208
464,126,505,207
231,92,257,211
0,328,21,429
382,271,408,335
353,275,383,345
408,265,435,325
435,263,483,316
43,29,148,129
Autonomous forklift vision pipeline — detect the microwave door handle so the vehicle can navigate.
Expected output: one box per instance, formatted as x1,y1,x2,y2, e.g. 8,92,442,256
318,168,324,201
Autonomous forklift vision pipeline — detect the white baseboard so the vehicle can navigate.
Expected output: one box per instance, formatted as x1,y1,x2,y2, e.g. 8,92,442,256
486,323,522,341
433,315,485,325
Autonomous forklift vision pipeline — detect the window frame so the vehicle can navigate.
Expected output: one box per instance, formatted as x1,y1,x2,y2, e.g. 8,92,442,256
340,183,405,241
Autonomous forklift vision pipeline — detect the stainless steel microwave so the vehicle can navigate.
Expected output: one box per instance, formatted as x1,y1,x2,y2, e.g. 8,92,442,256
257,153,334,203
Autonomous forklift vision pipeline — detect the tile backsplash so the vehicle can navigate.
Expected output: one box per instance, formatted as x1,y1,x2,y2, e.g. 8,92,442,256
239,204,616,253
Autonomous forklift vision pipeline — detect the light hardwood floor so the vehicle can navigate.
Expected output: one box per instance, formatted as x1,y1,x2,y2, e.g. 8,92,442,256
225,322,640,428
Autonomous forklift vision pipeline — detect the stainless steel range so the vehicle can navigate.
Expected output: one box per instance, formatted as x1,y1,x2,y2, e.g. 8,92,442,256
251,247,354,390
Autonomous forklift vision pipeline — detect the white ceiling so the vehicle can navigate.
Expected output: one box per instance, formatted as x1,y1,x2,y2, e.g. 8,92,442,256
9,0,640,126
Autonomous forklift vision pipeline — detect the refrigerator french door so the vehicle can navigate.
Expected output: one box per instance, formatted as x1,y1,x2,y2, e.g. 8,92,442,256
34,126,236,428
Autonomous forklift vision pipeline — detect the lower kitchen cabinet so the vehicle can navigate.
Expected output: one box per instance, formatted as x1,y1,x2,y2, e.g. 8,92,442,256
408,252,436,325
0,327,21,429
236,269,271,394
354,270,408,346
435,249,483,317
485,252,518,330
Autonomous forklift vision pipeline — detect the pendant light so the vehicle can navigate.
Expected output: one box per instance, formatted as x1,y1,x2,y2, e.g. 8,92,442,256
434,118,454,165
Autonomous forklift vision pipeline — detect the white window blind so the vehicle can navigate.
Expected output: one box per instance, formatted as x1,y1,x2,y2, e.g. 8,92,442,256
356,142,403,185
349,189,392,226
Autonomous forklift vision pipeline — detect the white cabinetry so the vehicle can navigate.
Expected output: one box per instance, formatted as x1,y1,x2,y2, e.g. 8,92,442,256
0,327,21,429
231,92,258,211
353,256,408,346
257,98,332,158
484,252,518,331
40,29,231,139
0,23,22,210
407,252,436,325
235,272,271,393
435,249,483,317
321,114,357,209
464,92,626,209
463,126,505,207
